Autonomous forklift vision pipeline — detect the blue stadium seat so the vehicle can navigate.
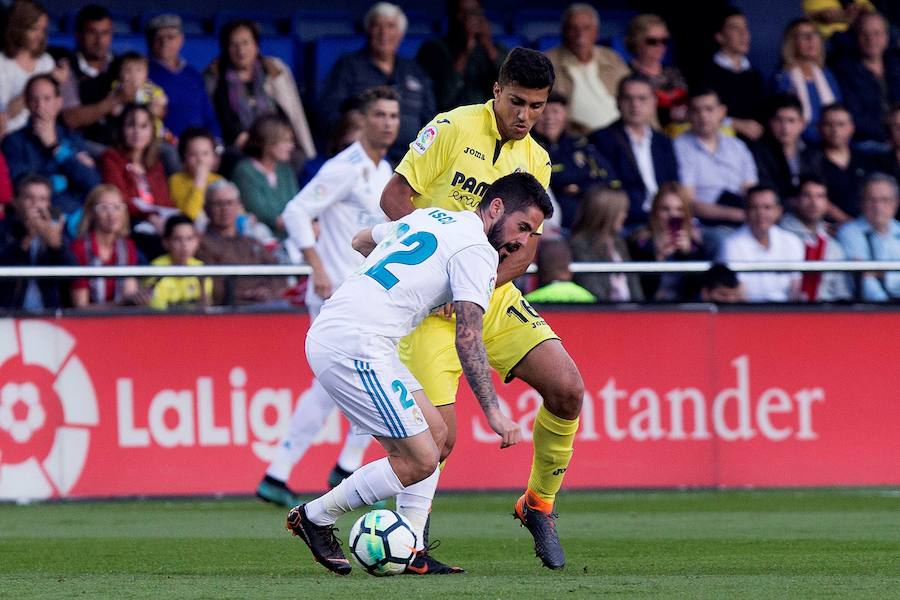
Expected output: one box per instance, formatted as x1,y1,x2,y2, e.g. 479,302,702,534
180,36,220,72
404,10,435,36
109,34,148,56
291,10,356,42
214,10,284,37
260,36,300,82
309,34,365,94
511,10,561,42
598,9,637,39
496,34,525,51
398,35,427,60
47,33,75,51
138,12,208,36
60,10,132,34
534,35,560,52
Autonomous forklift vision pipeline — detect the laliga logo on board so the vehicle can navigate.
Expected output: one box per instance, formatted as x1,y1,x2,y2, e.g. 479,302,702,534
0,319,98,501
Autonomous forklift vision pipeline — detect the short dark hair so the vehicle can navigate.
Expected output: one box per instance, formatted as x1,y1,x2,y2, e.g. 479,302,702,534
74,4,111,33
178,127,217,161
14,173,52,198
715,6,745,33
218,20,260,73
820,101,852,120
745,184,780,207
112,51,148,79
766,93,803,122
163,213,195,239
24,73,59,101
536,238,572,286
358,85,400,113
243,114,292,160
546,92,568,106
617,73,654,99
688,87,720,105
498,47,555,92
479,172,554,220
797,173,827,193
702,263,740,290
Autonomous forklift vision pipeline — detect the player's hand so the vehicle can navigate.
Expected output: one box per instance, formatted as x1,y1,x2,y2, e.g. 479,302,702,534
432,303,455,319
485,408,521,449
312,267,333,299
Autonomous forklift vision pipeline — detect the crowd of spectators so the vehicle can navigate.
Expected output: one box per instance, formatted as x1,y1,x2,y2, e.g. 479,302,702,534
1,0,900,311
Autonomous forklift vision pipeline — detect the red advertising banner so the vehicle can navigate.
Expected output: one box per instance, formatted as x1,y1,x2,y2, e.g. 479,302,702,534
0,309,898,501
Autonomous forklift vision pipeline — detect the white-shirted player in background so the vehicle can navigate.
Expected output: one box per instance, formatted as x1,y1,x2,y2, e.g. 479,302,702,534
256,87,400,507
286,172,554,576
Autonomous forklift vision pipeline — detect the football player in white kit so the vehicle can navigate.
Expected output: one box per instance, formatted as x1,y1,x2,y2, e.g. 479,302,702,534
256,87,400,507
286,172,553,576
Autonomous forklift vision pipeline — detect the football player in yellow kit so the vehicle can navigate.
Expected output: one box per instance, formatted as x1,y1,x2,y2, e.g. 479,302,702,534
382,48,584,571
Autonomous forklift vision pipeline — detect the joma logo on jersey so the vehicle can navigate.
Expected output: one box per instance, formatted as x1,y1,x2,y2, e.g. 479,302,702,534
450,172,488,198
463,147,485,160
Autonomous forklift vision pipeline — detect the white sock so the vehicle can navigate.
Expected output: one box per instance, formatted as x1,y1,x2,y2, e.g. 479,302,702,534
265,379,334,482
396,467,440,550
305,458,405,526
336,430,373,473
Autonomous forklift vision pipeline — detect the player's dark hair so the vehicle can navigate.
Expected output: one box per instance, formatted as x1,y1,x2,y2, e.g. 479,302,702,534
498,47,555,92
766,93,803,122
797,173,827,192
702,263,740,290
163,213,195,239
617,73,654,99
480,172,553,219
178,127,217,161
358,85,400,113
75,4,111,32
14,173,52,198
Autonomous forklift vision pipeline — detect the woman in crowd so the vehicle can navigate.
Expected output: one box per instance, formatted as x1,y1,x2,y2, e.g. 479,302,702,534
0,0,63,135
629,183,708,301
230,115,298,236
625,13,688,130
99,103,173,257
772,18,842,144
70,184,145,308
204,19,315,167
569,186,644,302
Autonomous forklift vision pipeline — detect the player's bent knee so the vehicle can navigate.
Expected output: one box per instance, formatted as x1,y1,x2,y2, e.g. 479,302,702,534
429,419,448,455
544,367,585,420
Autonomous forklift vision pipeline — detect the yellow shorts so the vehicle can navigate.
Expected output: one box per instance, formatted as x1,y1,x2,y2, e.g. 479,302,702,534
398,282,559,407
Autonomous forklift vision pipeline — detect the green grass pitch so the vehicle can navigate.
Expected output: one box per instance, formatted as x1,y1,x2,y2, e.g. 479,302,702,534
2,489,899,599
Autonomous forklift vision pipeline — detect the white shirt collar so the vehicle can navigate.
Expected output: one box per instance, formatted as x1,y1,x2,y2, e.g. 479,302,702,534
713,51,751,73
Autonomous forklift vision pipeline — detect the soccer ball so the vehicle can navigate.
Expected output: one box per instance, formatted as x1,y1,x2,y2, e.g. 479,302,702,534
348,509,417,576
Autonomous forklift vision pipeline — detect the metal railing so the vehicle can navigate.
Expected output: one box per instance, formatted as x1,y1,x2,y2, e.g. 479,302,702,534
1,261,900,278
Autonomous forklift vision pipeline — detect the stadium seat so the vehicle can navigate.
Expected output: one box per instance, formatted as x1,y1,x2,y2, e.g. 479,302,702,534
308,34,365,94
47,33,75,51
291,10,357,42
511,10,561,42
109,34,148,56
534,35,560,52
214,10,284,37
180,36,220,72
496,34,525,51
60,10,132,34
138,12,208,36
597,9,637,39
260,36,300,82
404,10,435,36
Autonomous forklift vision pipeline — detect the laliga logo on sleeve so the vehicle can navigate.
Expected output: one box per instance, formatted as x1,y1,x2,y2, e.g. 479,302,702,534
411,125,438,155
0,319,98,502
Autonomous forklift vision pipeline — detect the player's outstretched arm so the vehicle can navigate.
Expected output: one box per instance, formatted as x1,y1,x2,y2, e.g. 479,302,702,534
351,228,376,257
380,173,417,220
454,300,522,448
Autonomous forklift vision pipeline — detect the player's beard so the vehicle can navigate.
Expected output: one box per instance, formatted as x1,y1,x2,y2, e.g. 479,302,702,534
487,218,520,263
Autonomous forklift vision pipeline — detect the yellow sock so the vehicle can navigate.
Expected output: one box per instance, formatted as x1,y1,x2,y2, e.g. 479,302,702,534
526,404,579,508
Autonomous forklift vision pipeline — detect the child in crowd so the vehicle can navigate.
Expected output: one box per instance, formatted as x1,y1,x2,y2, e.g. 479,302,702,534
168,127,223,221
112,52,168,139
145,214,212,310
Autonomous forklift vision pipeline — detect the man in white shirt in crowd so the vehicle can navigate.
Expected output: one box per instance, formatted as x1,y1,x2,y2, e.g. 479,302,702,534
719,185,805,302
674,89,757,228
779,175,852,301
255,86,400,507
837,173,900,301
544,3,630,134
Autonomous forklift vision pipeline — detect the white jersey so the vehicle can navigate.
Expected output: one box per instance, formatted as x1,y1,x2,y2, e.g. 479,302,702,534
282,141,391,305
309,208,498,358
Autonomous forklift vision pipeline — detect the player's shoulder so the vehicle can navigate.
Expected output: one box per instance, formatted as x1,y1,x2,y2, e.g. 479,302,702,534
332,141,366,166
523,133,551,163
428,104,490,133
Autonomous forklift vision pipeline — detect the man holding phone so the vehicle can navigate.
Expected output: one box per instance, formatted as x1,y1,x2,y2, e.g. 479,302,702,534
0,174,74,310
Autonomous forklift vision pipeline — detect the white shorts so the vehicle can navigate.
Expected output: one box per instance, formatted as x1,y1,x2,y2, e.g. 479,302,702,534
305,335,427,439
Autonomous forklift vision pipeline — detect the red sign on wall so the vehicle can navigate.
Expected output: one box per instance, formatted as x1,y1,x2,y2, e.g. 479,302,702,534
0,310,898,501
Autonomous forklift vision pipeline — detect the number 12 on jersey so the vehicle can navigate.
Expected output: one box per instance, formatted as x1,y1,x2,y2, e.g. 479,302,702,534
365,231,438,290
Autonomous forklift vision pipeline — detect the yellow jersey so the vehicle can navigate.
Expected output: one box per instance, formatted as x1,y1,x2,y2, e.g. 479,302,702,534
146,256,213,310
396,100,551,214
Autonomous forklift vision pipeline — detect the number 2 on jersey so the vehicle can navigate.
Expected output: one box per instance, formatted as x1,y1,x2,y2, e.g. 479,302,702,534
365,231,438,290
